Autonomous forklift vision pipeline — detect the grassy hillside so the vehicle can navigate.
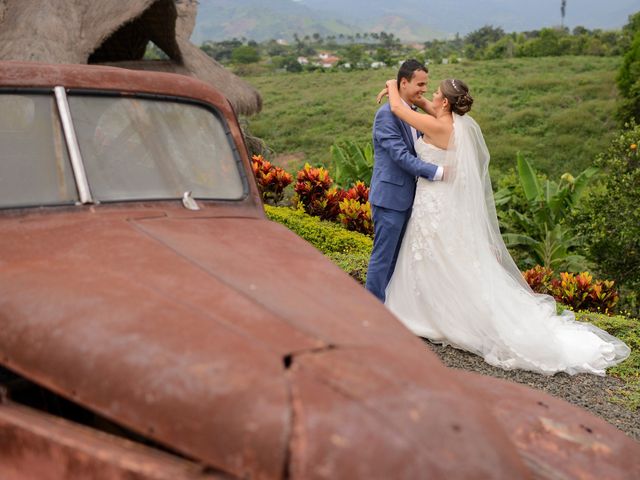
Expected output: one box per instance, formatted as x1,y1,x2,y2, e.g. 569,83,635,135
244,56,621,179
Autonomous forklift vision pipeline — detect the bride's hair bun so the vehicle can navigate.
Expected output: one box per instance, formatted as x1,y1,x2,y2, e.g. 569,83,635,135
441,78,474,115
455,92,474,115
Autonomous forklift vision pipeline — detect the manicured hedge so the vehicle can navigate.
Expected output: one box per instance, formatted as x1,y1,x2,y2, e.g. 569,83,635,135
264,205,372,284
325,252,370,285
264,205,372,255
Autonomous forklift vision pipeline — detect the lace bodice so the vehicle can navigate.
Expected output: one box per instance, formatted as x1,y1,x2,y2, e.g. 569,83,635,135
409,139,449,265
415,138,447,165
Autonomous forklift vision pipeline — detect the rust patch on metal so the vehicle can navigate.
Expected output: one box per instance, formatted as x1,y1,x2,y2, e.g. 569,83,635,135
455,371,640,479
539,417,612,453
285,347,531,479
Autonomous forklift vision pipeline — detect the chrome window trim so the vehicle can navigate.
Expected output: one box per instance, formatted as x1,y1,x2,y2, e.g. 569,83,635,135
54,86,93,204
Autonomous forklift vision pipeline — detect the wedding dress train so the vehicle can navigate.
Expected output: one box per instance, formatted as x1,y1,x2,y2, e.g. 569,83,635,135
385,115,630,375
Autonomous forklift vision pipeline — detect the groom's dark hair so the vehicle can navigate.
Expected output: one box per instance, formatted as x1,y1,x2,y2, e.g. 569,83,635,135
397,59,428,88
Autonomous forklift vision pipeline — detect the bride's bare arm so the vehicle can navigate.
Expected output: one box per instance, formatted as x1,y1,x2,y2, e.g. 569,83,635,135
386,80,442,134
413,96,436,116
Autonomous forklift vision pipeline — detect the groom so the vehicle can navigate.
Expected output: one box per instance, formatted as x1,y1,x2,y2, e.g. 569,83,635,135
365,59,444,302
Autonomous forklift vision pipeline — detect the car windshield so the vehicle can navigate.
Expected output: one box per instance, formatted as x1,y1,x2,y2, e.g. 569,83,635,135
0,94,78,208
69,95,245,202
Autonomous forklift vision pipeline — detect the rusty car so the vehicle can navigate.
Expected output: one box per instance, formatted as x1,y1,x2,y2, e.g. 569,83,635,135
0,61,638,479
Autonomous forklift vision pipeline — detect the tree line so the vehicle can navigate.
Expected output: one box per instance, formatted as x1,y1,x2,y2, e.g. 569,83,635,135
196,14,639,72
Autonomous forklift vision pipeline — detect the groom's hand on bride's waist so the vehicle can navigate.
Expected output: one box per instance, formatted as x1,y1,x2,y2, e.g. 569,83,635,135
442,165,455,181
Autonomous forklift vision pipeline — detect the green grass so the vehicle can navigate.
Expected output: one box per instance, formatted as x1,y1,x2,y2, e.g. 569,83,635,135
243,56,621,179
578,312,640,411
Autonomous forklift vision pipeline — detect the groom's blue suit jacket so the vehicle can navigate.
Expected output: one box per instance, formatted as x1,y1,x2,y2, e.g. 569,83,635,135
369,103,439,211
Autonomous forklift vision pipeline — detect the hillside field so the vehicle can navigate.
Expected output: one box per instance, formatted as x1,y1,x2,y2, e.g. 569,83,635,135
243,56,621,179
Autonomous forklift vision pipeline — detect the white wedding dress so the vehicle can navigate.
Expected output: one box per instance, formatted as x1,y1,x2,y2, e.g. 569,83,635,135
385,114,630,376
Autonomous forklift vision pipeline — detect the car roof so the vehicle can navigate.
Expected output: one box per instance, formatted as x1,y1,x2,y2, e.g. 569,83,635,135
0,61,235,117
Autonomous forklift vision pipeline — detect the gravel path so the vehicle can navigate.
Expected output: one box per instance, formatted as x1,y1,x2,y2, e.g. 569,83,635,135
424,340,640,441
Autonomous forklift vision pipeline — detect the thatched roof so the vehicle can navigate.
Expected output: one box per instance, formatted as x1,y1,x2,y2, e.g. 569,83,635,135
0,0,262,115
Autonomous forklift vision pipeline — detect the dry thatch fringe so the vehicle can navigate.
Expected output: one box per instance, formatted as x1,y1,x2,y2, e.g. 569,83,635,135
0,0,261,115
238,117,273,159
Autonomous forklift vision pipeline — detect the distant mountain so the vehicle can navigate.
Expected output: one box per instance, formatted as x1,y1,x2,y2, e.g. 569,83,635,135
192,0,640,43
192,0,362,43
301,0,640,35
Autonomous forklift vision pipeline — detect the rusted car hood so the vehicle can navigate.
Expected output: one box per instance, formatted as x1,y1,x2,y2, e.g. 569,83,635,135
0,206,528,478
2,205,639,479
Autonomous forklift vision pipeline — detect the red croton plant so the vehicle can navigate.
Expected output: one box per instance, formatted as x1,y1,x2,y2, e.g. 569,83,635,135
252,158,373,235
251,154,293,205
294,165,374,235
338,181,373,235
294,163,345,220
523,265,619,314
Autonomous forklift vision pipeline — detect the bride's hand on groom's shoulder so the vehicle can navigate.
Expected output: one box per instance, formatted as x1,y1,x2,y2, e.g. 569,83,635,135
377,80,398,104
376,87,388,104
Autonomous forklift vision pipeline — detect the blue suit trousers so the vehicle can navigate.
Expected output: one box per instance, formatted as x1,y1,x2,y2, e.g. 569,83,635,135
365,205,412,302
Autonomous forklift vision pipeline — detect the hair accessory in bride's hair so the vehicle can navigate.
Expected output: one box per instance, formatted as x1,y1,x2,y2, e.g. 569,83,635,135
451,79,459,91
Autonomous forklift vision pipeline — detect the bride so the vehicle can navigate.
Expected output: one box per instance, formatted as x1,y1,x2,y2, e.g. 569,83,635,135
380,77,630,375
